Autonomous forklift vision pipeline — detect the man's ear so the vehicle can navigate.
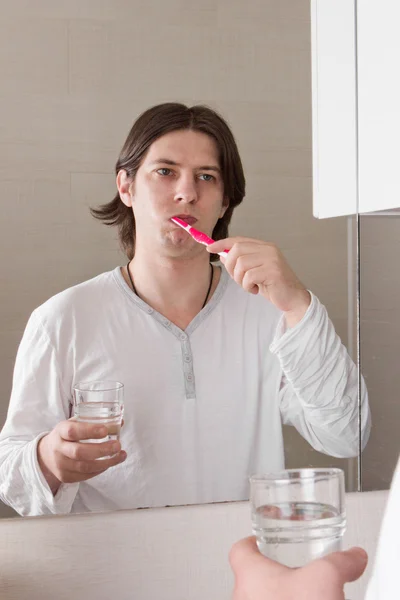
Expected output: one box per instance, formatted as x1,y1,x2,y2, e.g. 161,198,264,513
219,197,229,218
116,170,133,207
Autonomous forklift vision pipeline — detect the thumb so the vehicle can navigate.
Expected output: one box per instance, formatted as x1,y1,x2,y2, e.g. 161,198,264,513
206,239,232,254
318,547,368,584
229,536,288,575
229,537,260,571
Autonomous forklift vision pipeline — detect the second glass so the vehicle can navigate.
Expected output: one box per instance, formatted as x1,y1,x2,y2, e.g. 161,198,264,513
73,381,124,448
250,468,346,567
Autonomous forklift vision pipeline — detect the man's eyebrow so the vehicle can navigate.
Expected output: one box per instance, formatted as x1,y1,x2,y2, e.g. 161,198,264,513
149,159,180,166
197,165,221,173
149,159,221,172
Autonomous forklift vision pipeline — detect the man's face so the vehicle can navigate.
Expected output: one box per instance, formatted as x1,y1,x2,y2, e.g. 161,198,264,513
126,129,228,257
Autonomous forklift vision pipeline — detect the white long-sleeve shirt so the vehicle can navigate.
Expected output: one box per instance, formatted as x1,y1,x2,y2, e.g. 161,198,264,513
0,266,370,516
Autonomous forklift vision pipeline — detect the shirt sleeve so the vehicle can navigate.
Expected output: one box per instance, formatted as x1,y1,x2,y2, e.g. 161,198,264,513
365,457,400,600
270,292,371,458
0,310,79,516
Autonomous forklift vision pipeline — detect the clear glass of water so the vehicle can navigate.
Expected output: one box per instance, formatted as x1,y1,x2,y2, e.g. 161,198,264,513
250,468,346,567
73,381,124,452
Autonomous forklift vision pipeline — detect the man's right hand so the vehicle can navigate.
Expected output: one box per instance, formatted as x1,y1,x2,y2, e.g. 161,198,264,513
37,419,127,495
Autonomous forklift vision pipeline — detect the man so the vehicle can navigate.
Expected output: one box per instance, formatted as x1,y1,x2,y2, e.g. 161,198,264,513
230,457,400,600
0,103,370,516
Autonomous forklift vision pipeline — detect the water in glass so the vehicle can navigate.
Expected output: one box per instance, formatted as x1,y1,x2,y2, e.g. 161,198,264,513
252,500,346,567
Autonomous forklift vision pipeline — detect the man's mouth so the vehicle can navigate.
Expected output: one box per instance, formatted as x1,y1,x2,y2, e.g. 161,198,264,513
171,214,198,226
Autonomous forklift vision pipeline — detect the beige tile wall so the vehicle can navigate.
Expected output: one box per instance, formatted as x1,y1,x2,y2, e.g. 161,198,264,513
0,0,352,518
360,216,400,490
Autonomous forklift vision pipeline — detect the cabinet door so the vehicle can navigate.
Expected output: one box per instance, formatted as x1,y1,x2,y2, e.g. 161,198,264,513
358,0,400,214
311,0,358,218
312,0,400,218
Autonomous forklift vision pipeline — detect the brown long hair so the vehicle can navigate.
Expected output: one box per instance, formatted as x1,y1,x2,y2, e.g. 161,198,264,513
90,103,246,261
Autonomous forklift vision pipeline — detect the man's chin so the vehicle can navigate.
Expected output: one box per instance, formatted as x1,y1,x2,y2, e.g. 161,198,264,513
162,236,202,258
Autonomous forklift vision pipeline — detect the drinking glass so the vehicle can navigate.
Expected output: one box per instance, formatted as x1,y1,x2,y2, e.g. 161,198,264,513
73,381,124,452
250,468,346,567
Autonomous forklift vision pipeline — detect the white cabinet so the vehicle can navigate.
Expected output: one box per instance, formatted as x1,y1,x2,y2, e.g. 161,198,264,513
311,0,400,218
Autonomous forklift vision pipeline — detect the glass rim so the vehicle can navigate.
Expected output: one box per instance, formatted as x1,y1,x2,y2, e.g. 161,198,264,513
73,380,124,393
249,467,344,484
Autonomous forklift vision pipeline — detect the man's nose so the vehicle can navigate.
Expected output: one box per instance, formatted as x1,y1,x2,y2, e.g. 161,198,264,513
174,175,198,204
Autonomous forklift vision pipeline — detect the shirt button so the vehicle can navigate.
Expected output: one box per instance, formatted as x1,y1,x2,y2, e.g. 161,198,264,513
164,319,171,327
147,308,153,314
184,355,191,362
187,373,193,381
180,333,187,341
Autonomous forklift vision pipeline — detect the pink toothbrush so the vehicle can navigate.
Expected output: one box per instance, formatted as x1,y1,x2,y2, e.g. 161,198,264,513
171,217,229,258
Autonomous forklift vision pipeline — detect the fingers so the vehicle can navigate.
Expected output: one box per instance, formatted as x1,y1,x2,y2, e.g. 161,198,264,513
72,450,127,476
39,420,127,487
229,537,287,575
208,240,280,293
318,547,368,584
207,238,237,254
58,420,110,442
56,419,127,480
229,253,262,286
60,439,121,461
54,450,127,483
207,237,271,254
223,247,264,287
234,259,261,289
225,243,269,268
242,266,268,294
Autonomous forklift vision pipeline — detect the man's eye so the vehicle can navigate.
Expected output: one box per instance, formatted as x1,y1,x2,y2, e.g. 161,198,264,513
157,168,172,176
199,174,214,182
